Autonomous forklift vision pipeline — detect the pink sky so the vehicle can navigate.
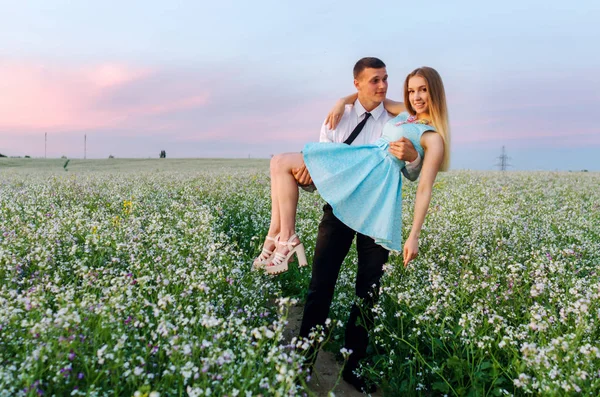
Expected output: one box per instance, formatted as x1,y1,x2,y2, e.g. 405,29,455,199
0,61,209,133
1,1,599,171
1,59,599,165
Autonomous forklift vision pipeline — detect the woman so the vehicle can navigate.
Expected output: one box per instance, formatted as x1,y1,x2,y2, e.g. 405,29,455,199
254,66,450,275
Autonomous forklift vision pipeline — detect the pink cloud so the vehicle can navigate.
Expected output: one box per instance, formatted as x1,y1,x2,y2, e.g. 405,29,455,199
131,95,210,116
171,98,332,144
86,63,150,88
0,61,210,134
453,124,600,146
451,117,506,128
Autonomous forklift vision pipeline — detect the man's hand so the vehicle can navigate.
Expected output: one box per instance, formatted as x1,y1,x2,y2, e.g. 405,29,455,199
293,165,313,186
389,137,418,162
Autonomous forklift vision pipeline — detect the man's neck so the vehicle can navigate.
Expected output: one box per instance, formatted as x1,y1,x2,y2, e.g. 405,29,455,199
357,97,381,112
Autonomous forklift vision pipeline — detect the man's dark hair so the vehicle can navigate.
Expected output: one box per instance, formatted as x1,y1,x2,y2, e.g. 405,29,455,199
353,57,386,79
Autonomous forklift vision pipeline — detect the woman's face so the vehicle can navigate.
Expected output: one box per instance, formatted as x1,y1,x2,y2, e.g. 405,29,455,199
407,76,429,116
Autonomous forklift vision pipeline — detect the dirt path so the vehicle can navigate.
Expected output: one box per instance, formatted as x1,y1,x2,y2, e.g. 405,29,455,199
283,305,383,397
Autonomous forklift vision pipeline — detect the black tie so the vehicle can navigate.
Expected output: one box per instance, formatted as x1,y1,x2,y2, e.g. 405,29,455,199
344,112,371,145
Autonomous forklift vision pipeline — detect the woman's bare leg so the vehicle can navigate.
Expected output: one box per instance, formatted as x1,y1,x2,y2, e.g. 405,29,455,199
257,157,283,257
266,155,282,237
270,152,306,252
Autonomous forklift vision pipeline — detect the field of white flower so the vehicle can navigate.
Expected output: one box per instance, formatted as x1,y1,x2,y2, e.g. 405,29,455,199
1,159,599,396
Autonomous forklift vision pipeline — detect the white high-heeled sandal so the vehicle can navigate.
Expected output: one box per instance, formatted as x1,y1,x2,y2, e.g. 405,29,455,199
265,234,308,275
253,234,280,270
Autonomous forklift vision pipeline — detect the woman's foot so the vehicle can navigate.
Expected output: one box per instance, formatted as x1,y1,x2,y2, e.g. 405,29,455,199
252,234,279,270
265,234,308,275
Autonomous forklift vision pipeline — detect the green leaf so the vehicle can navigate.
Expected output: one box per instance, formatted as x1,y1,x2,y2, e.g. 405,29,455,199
494,376,507,385
432,382,449,393
480,361,493,370
491,388,503,397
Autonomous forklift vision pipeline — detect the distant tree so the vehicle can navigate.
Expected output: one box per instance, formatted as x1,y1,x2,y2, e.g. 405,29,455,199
108,154,115,159
0,153,6,157
25,155,31,158
61,155,67,159
160,150,166,158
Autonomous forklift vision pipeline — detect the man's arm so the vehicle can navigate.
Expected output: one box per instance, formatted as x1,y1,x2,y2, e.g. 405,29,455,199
402,153,422,181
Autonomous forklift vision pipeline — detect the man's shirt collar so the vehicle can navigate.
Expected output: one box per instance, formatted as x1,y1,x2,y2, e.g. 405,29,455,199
353,99,385,120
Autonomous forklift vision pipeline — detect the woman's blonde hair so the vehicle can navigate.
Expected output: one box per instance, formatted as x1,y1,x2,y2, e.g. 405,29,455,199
403,67,451,171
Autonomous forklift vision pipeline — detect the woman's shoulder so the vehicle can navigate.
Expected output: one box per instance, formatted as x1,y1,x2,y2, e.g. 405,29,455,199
389,112,410,124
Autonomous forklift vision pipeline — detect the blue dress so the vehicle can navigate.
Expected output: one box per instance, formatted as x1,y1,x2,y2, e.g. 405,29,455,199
303,112,435,251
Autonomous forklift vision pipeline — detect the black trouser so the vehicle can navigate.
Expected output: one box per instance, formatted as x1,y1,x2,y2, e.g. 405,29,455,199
299,204,388,369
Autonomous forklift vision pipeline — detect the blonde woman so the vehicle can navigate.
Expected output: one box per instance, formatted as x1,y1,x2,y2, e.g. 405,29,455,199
254,66,450,276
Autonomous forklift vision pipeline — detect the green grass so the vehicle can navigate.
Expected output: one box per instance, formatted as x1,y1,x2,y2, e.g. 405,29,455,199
0,158,270,173
1,161,599,396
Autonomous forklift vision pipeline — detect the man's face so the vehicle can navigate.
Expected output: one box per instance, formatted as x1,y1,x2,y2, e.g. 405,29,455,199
354,67,388,103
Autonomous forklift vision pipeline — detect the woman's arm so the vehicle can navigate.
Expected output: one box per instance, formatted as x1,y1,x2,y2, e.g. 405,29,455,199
403,131,445,267
383,99,406,116
325,94,405,129
325,93,358,129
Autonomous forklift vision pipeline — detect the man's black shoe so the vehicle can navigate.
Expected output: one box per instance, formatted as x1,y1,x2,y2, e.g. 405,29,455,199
342,367,376,393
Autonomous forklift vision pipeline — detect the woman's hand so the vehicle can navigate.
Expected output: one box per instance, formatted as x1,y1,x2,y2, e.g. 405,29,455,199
403,236,419,267
325,93,358,129
325,99,347,130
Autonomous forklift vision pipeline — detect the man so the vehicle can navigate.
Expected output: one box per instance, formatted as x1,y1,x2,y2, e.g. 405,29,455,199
293,57,422,393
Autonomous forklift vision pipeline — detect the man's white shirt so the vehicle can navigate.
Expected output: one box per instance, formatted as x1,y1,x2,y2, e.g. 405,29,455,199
318,100,422,170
